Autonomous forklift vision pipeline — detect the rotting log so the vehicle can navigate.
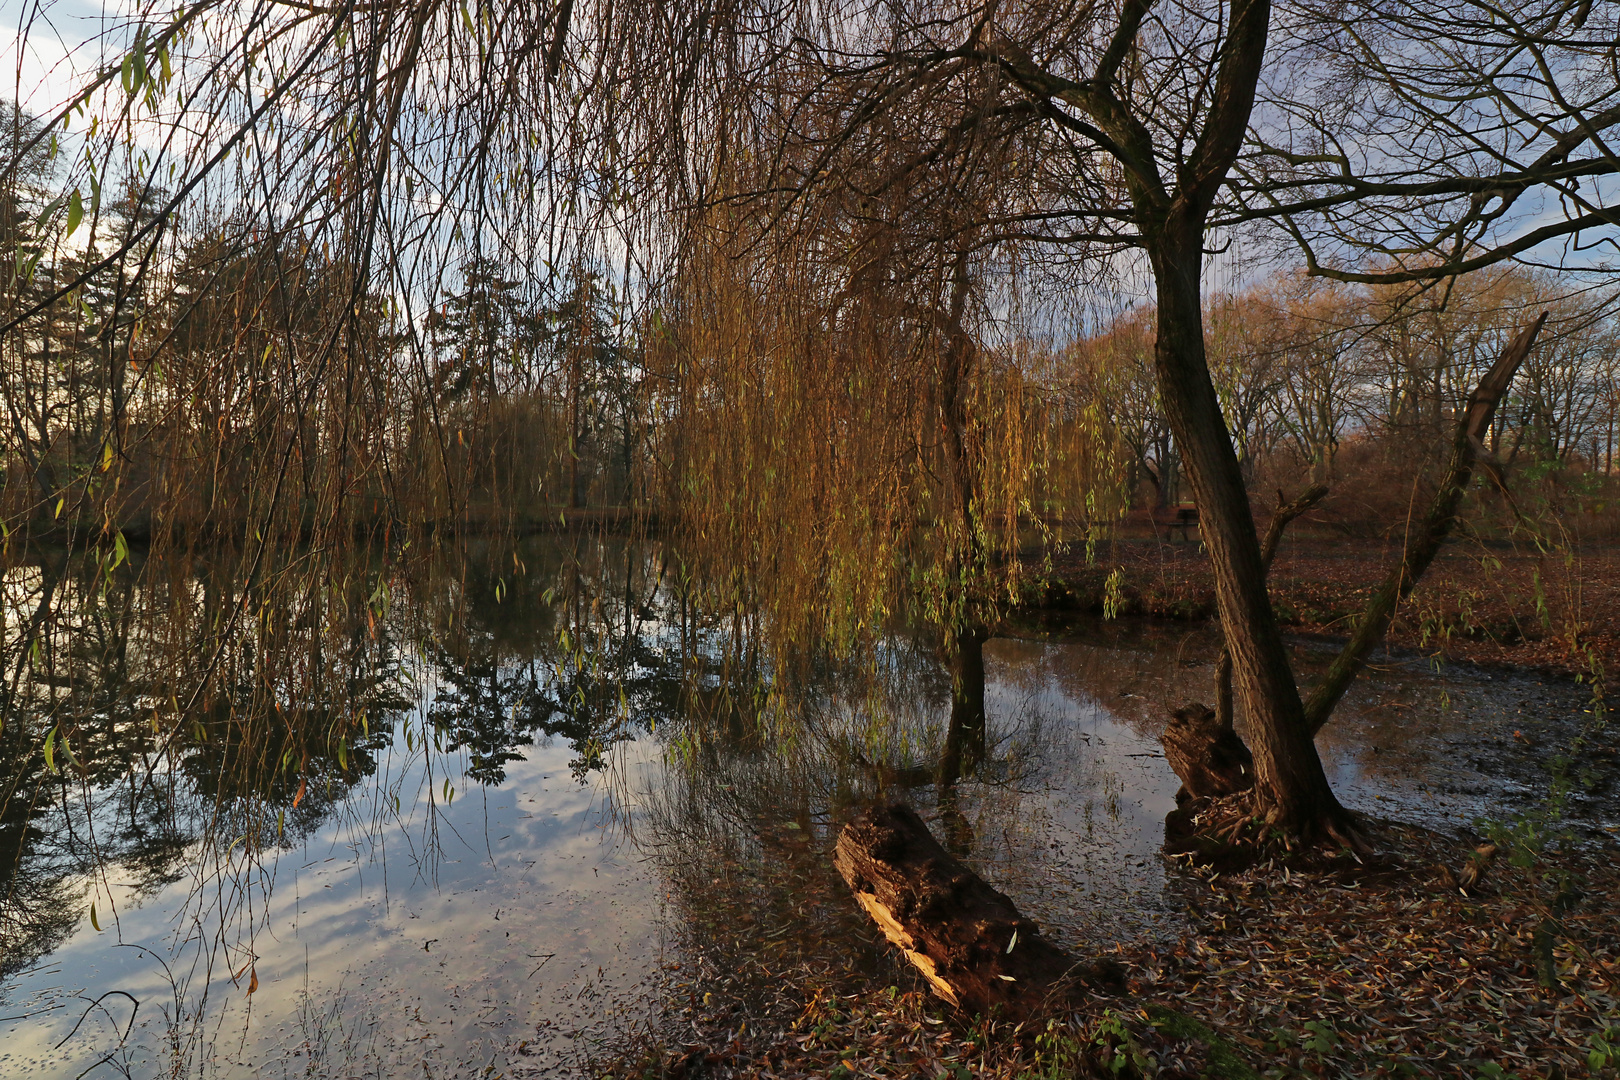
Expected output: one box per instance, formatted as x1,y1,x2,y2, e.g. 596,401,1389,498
833,802,1123,1019
1162,703,1254,804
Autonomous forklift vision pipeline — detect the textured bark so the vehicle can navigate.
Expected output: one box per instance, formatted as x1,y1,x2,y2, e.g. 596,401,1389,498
1162,703,1253,803
834,803,1121,1019
1213,484,1328,731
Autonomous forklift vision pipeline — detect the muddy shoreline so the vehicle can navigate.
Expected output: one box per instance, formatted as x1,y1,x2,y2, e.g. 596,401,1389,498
608,617,1619,1079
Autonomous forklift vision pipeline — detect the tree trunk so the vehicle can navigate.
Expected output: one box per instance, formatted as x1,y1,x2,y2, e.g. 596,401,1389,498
938,250,979,574
1162,703,1253,802
1213,483,1328,731
1147,232,1349,834
939,624,987,783
1302,314,1546,732
935,253,989,784
834,802,1122,1019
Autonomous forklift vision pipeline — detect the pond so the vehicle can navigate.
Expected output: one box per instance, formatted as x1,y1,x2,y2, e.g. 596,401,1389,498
0,537,1601,1078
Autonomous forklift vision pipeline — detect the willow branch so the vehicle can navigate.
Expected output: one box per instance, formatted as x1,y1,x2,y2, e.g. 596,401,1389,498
1302,312,1548,735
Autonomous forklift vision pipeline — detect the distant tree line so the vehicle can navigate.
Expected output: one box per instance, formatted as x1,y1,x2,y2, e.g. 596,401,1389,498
1,100,644,537
1070,267,1620,526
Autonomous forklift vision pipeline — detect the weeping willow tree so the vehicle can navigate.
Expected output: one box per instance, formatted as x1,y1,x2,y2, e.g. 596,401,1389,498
569,0,1620,842
623,40,1135,705
5,0,1612,865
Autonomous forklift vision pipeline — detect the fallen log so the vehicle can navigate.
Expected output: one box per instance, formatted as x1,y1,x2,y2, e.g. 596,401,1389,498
833,802,1123,1019
1161,702,1253,804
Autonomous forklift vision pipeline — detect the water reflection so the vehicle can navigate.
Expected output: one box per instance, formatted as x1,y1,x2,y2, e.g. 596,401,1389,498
0,538,1598,1078
0,536,674,1077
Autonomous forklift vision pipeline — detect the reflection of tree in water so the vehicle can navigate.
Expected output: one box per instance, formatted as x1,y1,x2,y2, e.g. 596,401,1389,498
424,536,686,783
0,531,1046,1058
0,550,413,983
0,534,673,986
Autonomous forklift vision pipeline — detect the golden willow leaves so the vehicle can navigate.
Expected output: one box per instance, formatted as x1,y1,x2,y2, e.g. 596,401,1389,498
644,231,1131,665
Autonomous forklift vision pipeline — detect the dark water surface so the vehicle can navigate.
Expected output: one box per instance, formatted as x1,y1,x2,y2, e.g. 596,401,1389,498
0,541,1603,1078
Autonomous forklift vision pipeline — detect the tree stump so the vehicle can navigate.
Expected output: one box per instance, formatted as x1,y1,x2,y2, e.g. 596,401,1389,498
1162,703,1254,804
833,802,1122,1019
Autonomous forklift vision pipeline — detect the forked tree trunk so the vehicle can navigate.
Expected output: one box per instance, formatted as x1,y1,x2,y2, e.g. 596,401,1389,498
1301,314,1546,733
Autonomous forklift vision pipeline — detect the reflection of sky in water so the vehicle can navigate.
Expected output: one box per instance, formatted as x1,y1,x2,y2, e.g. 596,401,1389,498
1,616,1597,1079
0,721,667,1079
963,636,1186,951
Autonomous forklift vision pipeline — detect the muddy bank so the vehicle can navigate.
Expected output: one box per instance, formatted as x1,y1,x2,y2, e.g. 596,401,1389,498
608,823,1620,1079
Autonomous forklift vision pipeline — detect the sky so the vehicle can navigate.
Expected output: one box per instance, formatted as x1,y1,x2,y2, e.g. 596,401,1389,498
1,0,128,116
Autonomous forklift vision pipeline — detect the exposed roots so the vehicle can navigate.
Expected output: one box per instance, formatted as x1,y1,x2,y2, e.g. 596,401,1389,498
1322,814,1376,860
1165,792,1376,872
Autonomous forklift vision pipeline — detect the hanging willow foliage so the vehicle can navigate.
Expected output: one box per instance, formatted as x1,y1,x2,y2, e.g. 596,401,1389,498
642,223,1132,664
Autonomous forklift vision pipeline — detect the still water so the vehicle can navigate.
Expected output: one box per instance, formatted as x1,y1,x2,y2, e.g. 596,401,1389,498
0,539,1598,1078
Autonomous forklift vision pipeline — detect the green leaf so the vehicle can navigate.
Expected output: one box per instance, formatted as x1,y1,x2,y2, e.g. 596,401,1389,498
90,901,101,931
65,187,85,234
43,727,57,773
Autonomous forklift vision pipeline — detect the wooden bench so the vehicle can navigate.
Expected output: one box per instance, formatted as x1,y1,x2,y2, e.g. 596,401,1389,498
1155,505,1199,541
